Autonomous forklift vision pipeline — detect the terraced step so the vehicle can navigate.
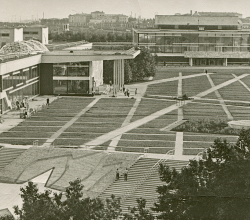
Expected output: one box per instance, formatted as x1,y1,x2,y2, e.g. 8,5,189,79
0,148,26,170
99,157,188,213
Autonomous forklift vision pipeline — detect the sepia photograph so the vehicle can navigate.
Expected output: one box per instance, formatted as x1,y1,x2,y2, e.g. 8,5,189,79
1,0,250,219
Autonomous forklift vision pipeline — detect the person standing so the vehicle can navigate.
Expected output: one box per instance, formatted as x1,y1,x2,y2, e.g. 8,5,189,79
135,88,137,96
127,89,130,97
124,168,128,181
116,168,120,180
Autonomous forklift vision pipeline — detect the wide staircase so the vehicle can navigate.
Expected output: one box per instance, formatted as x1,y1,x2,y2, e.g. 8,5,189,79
0,147,26,170
99,157,188,213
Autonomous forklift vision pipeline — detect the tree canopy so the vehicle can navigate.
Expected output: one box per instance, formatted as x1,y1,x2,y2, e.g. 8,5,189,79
153,129,250,220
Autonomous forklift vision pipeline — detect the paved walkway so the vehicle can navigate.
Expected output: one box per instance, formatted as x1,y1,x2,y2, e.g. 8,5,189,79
43,97,101,146
194,74,248,98
0,96,58,135
206,74,233,120
232,73,250,92
108,97,142,151
84,73,249,153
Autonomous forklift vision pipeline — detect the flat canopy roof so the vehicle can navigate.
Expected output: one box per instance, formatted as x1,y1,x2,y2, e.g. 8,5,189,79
42,49,140,63
133,28,250,34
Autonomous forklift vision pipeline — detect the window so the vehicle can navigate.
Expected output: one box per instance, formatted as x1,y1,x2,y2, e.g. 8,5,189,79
1,33,9,37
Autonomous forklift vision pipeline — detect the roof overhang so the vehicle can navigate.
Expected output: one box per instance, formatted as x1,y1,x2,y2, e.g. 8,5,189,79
41,50,140,63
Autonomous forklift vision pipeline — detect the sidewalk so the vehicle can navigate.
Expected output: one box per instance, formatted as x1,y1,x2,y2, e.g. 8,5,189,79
0,96,58,135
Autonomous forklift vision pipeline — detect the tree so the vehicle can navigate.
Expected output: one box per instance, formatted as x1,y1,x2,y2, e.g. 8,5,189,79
0,215,15,220
129,47,156,82
103,60,114,84
14,178,122,220
153,129,250,220
124,60,133,83
123,198,155,220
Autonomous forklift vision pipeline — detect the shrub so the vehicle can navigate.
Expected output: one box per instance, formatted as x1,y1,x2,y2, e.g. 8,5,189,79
173,118,239,135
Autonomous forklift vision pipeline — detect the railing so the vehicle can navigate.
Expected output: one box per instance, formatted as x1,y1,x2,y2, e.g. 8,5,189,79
120,149,175,204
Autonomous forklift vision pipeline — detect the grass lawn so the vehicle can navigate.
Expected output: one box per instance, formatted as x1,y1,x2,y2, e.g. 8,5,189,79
17,121,66,126
227,106,250,120
146,81,178,97
209,73,234,86
183,148,204,155
0,131,53,138
9,126,61,132
182,75,211,97
117,140,175,148
115,146,174,154
53,139,92,146
0,138,46,145
184,134,238,142
121,133,176,141
183,142,213,149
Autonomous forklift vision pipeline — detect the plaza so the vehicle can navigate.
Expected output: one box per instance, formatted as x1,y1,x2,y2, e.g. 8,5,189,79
1,65,250,214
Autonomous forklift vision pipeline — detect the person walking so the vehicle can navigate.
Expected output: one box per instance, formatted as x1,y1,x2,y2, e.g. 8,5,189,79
116,168,120,180
124,88,127,96
46,98,50,106
124,168,128,181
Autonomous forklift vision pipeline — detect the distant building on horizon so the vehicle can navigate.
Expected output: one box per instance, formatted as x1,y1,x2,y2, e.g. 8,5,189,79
0,26,48,47
133,10,250,67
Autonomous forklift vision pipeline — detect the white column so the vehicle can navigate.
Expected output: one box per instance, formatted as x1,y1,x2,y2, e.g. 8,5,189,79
89,61,93,94
224,58,227,66
189,58,193,67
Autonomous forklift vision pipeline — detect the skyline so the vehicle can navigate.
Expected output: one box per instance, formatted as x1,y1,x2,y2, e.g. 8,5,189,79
1,0,250,22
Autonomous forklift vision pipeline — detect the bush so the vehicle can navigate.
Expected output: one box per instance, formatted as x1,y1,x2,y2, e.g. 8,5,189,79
173,118,239,135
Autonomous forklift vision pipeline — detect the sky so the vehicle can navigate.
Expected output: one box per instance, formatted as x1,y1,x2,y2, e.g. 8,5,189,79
1,0,250,22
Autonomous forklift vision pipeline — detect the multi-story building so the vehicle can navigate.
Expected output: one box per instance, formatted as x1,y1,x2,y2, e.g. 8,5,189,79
69,11,129,28
0,27,23,47
133,11,250,66
23,26,49,44
0,40,139,114
69,13,90,26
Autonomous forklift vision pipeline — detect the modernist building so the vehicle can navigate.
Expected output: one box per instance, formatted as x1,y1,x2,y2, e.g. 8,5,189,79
0,26,48,47
0,27,23,47
133,12,250,66
0,40,139,114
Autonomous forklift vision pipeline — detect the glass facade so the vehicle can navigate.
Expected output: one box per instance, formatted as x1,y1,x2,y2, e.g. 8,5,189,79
53,62,89,77
135,32,250,54
53,80,89,94
53,62,90,94
1,65,39,113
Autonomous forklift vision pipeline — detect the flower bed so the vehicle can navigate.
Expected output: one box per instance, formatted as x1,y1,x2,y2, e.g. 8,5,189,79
173,118,239,135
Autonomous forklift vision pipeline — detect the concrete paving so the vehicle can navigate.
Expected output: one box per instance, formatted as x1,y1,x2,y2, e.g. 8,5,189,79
206,74,234,120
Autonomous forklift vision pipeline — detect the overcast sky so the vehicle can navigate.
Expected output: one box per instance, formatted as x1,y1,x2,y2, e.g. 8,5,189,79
1,0,250,21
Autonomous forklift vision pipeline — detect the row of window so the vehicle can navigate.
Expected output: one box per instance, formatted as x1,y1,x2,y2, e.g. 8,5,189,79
2,67,38,90
23,31,39,35
0,33,9,37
